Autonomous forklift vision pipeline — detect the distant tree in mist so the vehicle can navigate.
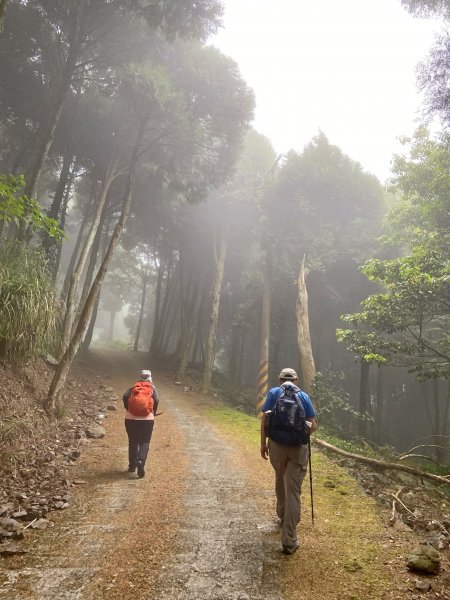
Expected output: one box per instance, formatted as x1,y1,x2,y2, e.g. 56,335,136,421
401,0,450,128
401,0,450,19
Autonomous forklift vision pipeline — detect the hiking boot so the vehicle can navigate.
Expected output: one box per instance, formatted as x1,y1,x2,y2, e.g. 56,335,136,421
127,464,136,473
282,543,299,555
137,460,145,479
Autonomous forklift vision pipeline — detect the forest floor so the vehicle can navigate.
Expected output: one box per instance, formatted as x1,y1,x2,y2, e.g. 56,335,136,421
0,349,449,600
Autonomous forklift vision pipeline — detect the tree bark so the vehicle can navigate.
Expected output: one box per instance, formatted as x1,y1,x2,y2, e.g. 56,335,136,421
375,364,384,444
177,281,201,379
108,312,116,340
60,151,119,356
156,258,179,357
296,255,316,394
359,360,370,438
77,208,106,320
0,0,9,33
60,210,89,304
80,220,111,354
440,378,450,462
42,146,74,261
46,118,145,413
191,287,206,366
314,438,450,486
149,243,170,357
134,263,149,351
202,227,229,394
51,175,73,282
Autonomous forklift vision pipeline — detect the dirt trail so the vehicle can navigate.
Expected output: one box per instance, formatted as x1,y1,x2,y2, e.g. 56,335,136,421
153,396,281,600
0,350,282,599
1,350,445,599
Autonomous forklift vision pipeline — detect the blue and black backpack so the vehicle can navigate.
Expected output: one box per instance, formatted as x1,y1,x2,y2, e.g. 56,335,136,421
267,385,310,446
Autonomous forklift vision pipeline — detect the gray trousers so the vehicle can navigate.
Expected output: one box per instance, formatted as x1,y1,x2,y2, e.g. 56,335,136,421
269,440,309,548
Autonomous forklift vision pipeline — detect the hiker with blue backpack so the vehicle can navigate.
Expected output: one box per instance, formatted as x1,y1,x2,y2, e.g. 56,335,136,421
123,369,159,479
260,367,317,555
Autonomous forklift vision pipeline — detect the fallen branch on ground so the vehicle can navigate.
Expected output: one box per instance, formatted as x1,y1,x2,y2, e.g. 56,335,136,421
390,487,402,525
391,490,415,517
313,438,450,485
398,453,443,465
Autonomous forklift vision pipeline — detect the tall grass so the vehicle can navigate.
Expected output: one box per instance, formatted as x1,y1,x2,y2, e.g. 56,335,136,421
0,242,59,363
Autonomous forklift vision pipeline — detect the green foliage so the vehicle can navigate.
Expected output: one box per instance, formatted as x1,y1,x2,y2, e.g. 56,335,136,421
312,370,372,434
0,174,62,238
318,430,398,462
0,243,59,363
339,129,450,381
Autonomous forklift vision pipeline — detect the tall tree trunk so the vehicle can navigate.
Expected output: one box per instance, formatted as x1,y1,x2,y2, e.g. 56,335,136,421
0,0,9,32
149,243,170,357
134,264,149,352
60,152,119,356
51,181,71,283
108,312,116,340
296,255,316,394
43,148,74,269
375,364,384,444
77,208,106,319
359,360,370,438
46,118,145,413
202,228,229,394
47,148,74,221
439,378,450,463
191,287,206,366
433,379,441,439
60,210,89,304
228,322,241,380
81,294,100,353
236,330,246,385
256,245,272,412
177,282,201,379
156,259,179,357
81,222,111,354
52,176,73,282
160,285,181,358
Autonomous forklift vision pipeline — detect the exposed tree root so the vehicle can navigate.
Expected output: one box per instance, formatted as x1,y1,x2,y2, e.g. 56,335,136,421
313,438,450,485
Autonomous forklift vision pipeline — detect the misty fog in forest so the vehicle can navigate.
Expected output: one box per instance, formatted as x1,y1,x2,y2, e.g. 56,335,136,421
0,0,449,467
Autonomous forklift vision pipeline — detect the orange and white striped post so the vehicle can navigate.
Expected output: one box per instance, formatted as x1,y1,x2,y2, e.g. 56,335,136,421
256,246,272,414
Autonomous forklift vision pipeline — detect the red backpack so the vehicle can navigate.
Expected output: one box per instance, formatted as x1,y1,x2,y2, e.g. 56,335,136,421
128,381,154,416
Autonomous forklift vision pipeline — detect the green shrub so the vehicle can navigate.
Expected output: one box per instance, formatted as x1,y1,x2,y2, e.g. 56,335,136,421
0,242,59,363
313,369,372,435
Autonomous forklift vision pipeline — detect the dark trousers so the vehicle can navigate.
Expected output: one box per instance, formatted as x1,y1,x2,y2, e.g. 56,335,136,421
125,419,154,468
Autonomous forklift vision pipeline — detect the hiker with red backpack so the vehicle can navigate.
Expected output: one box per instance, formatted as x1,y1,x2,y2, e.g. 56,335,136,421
260,368,317,555
123,369,159,479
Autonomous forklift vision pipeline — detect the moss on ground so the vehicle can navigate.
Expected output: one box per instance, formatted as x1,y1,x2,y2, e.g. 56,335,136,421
204,406,418,600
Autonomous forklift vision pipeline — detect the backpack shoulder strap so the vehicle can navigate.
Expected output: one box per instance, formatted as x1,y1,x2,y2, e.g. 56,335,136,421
295,390,308,413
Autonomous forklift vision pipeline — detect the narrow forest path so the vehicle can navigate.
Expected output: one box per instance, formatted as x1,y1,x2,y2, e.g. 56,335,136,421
0,350,444,600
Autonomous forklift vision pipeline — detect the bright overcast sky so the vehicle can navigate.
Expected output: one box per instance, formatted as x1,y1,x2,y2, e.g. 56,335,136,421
211,0,443,182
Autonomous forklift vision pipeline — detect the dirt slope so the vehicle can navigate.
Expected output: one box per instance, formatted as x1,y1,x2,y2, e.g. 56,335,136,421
0,349,448,599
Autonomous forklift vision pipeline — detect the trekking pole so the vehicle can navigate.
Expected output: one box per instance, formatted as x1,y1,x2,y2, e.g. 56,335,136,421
308,438,315,525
